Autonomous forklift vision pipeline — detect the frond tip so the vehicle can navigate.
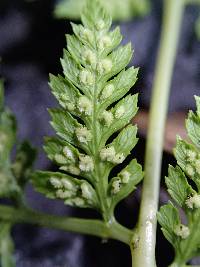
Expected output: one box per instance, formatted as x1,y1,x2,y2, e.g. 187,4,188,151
32,0,143,221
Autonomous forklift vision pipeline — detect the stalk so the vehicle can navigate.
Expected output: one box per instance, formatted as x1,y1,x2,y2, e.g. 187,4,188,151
131,0,185,266
0,204,132,245
185,0,200,4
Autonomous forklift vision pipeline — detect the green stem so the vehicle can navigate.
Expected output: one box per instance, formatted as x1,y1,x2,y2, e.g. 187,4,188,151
131,0,185,266
172,265,200,267
170,264,200,267
0,223,15,267
185,0,200,5
0,204,132,245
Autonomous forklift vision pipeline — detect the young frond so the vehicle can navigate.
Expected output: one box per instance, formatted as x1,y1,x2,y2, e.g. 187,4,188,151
32,0,143,222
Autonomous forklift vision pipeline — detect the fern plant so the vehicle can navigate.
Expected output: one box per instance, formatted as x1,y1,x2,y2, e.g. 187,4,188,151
1,0,200,267
32,0,143,229
158,97,200,266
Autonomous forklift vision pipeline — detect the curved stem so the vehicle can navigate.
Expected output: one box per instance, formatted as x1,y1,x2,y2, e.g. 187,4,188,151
131,0,185,266
0,204,132,245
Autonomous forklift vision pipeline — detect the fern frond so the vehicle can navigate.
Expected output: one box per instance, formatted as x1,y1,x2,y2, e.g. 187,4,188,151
32,0,143,221
0,79,36,267
158,96,200,266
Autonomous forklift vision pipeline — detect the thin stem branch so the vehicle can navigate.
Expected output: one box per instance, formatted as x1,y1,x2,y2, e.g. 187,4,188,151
0,204,132,245
131,0,185,266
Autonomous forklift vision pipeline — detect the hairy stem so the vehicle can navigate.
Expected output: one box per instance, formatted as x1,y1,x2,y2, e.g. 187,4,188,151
131,0,185,266
0,204,132,245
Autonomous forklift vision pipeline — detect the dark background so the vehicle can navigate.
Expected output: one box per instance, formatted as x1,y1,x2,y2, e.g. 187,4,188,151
0,0,200,266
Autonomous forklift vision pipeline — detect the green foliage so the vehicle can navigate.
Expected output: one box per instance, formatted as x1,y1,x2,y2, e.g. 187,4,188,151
0,80,19,197
0,80,36,266
54,0,151,21
158,96,200,266
12,141,37,188
32,0,143,221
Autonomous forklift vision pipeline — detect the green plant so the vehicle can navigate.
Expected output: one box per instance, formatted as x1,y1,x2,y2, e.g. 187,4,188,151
32,0,143,232
1,0,200,267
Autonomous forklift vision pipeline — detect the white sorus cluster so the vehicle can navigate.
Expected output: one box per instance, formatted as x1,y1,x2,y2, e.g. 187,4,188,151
79,70,95,86
100,146,125,164
100,146,116,161
112,179,121,194
98,35,112,50
78,96,92,115
174,224,190,239
72,197,85,206
56,189,74,199
50,177,77,199
100,84,115,100
185,149,200,176
111,171,131,195
50,177,94,206
119,170,131,184
54,146,75,166
62,146,75,162
50,177,63,189
97,59,112,75
81,28,94,43
100,110,113,126
75,126,92,144
112,153,125,164
185,194,200,209
50,177,75,190
79,154,94,172
115,105,125,119
80,182,93,199
61,178,74,190
83,49,96,68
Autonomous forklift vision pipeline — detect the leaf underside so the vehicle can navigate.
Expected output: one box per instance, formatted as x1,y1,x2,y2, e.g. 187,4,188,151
32,0,143,221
